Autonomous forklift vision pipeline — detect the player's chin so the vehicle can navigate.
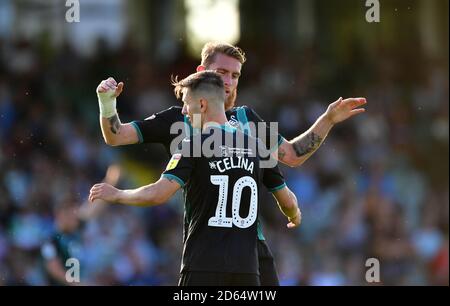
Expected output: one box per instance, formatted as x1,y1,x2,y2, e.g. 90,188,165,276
225,94,236,109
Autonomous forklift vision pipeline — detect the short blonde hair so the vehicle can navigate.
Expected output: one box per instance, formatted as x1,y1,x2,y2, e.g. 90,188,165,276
201,42,246,67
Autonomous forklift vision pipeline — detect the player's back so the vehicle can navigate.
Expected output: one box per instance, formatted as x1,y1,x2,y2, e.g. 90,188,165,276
164,125,263,275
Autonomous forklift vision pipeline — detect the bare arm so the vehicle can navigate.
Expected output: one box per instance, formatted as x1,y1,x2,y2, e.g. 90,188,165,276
79,164,122,220
272,187,301,228
277,97,367,167
89,177,181,207
100,116,139,146
97,77,139,146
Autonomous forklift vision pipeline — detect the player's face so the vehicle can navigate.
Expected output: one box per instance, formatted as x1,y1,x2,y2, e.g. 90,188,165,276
182,91,203,128
199,53,241,111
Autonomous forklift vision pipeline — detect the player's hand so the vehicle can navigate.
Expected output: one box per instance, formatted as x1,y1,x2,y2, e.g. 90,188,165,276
96,77,124,98
96,77,124,118
89,183,120,203
325,97,366,125
287,207,301,229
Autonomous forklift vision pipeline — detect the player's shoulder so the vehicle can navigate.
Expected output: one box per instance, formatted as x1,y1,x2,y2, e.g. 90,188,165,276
144,105,183,121
228,105,252,113
226,105,257,123
167,105,183,112
239,105,256,113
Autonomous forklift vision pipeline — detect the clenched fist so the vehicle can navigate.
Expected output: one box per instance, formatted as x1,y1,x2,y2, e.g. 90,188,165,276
97,77,124,97
89,183,120,203
96,77,124,118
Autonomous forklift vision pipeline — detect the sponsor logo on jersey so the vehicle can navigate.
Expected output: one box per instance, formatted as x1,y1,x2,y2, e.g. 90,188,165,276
219,146,253,157
166,153,182,170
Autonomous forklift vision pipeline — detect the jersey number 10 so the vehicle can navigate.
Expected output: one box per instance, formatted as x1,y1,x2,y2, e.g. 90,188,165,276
208,175,258,229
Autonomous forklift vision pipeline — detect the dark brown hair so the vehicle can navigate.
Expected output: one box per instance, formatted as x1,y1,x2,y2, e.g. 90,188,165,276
172,71,224,100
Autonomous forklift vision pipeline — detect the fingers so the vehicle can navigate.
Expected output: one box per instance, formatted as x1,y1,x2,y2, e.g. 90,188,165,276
115,82,124,97
349,108,366,116
106,77,117,86
97,81,112,94
91,183,104,190
89,190,97,202
287,208,302,229
89,190,102,203
97,84,108,93
343,97,367,109
287,221,300,229
101,80,115,91
89,183,104,202
97,77,121,94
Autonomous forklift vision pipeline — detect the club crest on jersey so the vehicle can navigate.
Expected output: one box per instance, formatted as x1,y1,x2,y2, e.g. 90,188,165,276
166,153,182,170
228,115,239,128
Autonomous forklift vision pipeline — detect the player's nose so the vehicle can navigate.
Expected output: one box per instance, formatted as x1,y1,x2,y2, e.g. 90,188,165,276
221,75,231,87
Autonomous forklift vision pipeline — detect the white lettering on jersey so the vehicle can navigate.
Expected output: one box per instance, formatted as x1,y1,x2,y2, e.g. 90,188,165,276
209,157,254,174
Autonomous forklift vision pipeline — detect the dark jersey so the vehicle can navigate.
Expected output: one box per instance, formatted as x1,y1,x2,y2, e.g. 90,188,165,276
131,105,286,194
132,105,284,156
41,231,82,285
163,126,277,274
131,106,287,241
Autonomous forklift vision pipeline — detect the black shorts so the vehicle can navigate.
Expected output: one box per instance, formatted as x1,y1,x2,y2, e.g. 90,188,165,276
179,271,260,286
257,239,280,286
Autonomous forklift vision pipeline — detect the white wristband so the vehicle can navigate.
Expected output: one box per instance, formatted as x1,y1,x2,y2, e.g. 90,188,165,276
97,91,117,118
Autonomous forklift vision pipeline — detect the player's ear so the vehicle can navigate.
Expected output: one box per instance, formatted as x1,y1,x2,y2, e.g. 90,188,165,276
196,65,206,72
200,99,207,112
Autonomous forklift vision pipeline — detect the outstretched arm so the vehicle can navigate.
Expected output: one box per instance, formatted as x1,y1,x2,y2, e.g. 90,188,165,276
89,177,181,207
277,97,367,167
97,77,140,146
272,187,301,228
79,164,122,220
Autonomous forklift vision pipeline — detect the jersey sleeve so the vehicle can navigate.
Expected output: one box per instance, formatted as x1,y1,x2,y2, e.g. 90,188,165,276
131,106,182,145
161,139,195,187
244,106,285,151
262,165,287,193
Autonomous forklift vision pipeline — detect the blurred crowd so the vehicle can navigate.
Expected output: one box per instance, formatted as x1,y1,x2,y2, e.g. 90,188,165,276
0,32,448,285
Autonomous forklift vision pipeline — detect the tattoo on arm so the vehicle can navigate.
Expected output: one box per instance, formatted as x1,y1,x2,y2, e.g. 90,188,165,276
109,114,120,135
292,132,323,157
278,147,287,161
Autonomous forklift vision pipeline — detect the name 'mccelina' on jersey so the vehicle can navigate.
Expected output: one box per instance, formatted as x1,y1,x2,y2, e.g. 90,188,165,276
162,125,280,274
131,106,287,241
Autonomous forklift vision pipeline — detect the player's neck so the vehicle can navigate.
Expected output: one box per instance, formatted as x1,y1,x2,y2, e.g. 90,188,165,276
203,112,228,130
